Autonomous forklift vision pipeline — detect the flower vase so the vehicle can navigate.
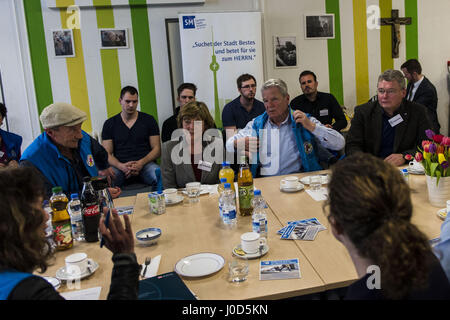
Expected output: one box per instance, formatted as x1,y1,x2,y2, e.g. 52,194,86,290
425,175,450,207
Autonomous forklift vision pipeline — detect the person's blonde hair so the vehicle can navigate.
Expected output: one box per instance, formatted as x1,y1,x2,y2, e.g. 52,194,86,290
177,101,215,130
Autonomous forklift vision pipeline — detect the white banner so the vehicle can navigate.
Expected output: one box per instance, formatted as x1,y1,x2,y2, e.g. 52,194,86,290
179,12,264,128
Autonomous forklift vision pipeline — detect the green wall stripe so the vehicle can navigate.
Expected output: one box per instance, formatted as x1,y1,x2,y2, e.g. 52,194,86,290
129,0,158,122
380,0,393,72
94,1,123,118
23,0,53,120
326,0,344,106
405,0,418,60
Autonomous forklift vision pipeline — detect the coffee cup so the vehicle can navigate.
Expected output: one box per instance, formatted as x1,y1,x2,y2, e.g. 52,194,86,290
409,160,423,171
240,232,266,254
280,176,299,189
65,252,88,276
163,188,178,202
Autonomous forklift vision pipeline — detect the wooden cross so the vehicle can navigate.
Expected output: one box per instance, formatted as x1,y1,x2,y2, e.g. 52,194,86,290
380,9,412,58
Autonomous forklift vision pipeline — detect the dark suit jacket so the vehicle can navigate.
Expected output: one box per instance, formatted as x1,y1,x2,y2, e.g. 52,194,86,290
346,100,432,158
161,136,222,189
407,76,439,132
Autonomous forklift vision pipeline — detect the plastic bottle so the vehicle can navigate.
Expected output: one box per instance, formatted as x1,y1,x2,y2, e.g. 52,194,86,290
218,178,227,219
237,156,254,216
402,168,409,186
50,186,73,250
81,177,101,242
222,183,237,229
251,189,268,242
43,200,55,250
219,161,235,192
68,193,84,241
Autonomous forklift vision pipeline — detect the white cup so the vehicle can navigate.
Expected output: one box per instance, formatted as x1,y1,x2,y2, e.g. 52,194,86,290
65,252,88,276
409,160,422,171
240,232,266,254
163,188,178,202
280,176,299,189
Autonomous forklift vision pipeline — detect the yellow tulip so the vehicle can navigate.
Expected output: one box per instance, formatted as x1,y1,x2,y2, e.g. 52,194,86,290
439,153,446,164
423,152,430,160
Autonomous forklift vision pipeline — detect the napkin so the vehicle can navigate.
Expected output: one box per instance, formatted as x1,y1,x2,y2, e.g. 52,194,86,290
141,254,162,278
306,188,328,201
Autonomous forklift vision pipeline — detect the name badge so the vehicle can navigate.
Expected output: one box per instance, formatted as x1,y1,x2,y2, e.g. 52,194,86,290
319,109,329,116
198,160,212,172
388,114,404,127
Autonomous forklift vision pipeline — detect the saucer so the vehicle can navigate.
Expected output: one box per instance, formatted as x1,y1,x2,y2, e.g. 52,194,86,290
43,276,61,290
165,194,184,205
408,167,424,175
232,244,269,259
55,259,98,281
280,183,304,193
437,208,447,220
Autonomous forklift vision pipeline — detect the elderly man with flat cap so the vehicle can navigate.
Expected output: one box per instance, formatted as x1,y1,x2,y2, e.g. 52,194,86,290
20,102,121,198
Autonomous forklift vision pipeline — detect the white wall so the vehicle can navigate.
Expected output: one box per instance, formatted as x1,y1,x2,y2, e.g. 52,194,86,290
0,0,40,149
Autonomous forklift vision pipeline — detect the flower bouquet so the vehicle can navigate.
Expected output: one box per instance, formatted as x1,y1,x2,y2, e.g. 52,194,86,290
410,130,450,185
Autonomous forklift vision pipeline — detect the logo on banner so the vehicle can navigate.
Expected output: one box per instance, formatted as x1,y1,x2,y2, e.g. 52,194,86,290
183,16,196,29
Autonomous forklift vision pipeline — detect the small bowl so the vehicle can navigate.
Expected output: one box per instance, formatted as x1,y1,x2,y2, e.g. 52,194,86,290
136,228,162,246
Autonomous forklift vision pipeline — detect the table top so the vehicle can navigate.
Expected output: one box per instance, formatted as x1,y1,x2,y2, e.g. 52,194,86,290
40,169,444,300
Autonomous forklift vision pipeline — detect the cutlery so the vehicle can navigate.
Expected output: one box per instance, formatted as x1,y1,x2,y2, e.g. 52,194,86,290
142,256,151,277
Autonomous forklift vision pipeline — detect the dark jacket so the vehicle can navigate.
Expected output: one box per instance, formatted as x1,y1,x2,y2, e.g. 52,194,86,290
345,100,432,158
4,253,140,300
407,76,439,133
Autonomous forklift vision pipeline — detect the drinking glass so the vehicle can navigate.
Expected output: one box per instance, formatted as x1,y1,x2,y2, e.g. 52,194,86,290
228,257,249,283
186,182,201,203
310,176,322,191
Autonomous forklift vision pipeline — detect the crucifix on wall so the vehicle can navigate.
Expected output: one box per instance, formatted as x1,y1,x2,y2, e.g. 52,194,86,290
380,9,412,58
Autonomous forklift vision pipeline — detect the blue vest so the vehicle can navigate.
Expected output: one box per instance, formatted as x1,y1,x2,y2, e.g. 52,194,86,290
0,129,22,160
21,131,98,195
0,271,33,300
250,111,322,177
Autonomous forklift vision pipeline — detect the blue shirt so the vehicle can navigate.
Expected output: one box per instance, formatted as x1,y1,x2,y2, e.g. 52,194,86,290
434,214,450,281
221,96,265,129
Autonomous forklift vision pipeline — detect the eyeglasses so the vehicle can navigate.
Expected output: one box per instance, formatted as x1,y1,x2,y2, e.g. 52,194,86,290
377,88,399,95
241,84,257,89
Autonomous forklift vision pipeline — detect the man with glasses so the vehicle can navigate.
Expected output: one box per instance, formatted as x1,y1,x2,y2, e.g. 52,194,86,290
222,74,265,141
161,83,197,143
290,70,347,132
346,69,432,166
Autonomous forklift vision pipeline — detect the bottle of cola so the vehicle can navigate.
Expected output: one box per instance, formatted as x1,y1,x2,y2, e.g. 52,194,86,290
81,176,101,242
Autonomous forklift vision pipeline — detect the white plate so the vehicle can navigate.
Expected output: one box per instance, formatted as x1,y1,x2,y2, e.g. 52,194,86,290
280,183,304,193
408,167,425,175
43,276,61,290
165,194,184,205
299,175,329,185
232,244,269,259
174,253,225,277
182,185,211,196
437,208,447,220
56,259,99,281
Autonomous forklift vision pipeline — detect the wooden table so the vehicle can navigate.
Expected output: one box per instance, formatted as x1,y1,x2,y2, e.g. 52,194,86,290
41,192,325,300
40,170,444,299
255,169,445,291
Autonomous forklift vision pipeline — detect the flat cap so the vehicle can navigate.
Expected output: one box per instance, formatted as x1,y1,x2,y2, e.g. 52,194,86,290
40,102,87,129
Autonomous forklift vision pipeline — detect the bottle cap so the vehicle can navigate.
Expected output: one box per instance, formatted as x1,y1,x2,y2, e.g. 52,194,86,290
402,169,408,172
70,193,79,199
157,191,163,194
254,189,261,196
43,200,49,206
222,161,230,167
52,186,62,193
224,183,231,188
220,178,227,183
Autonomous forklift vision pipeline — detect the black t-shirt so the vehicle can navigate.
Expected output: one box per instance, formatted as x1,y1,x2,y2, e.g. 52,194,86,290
102,112,160,163
290,92,347,131
221,97,265,129
161,106,180,143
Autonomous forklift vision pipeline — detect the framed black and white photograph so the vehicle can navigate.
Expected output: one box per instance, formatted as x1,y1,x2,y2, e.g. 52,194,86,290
52,29,75,58
274,36,297,68
304,14,335,39
100,29,128,49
